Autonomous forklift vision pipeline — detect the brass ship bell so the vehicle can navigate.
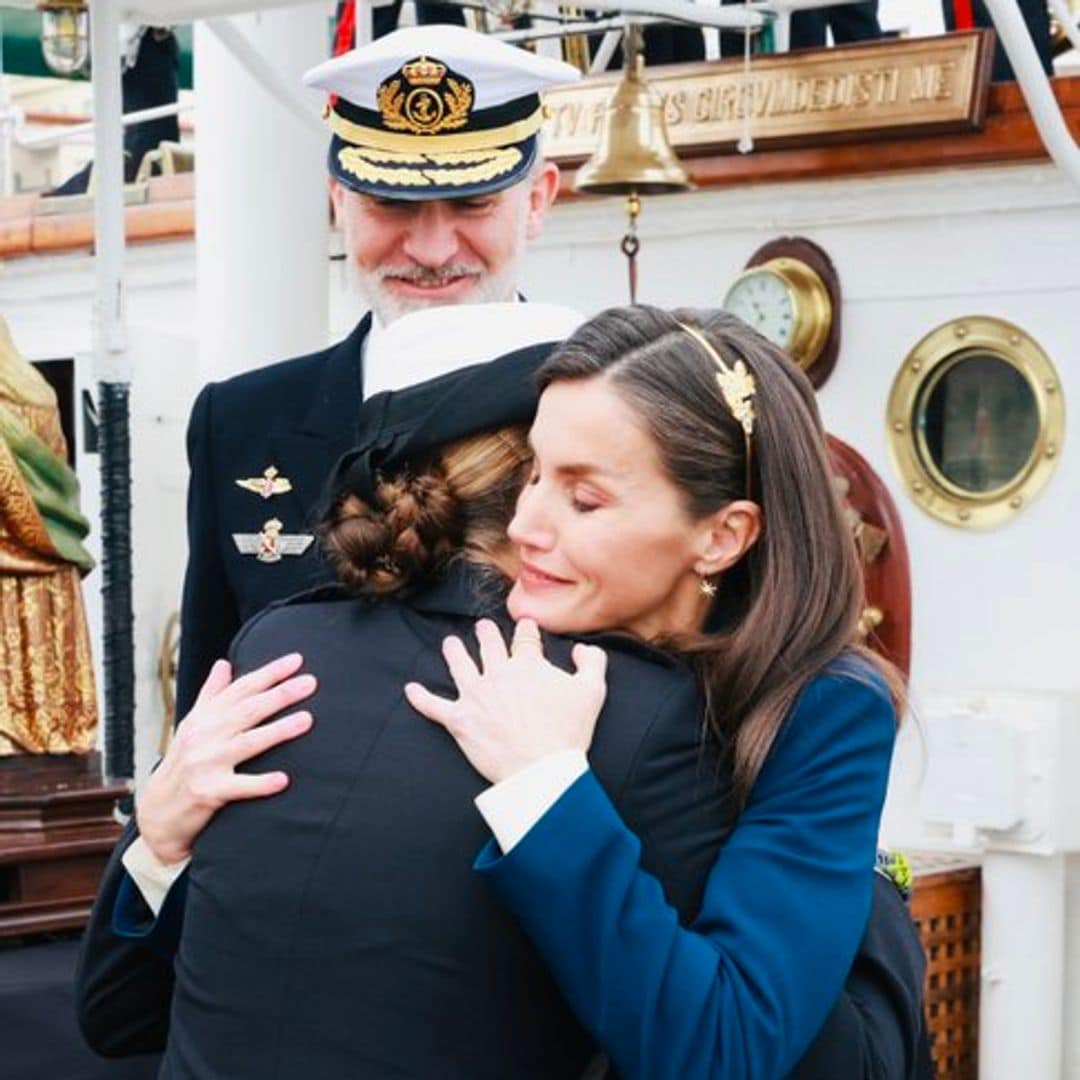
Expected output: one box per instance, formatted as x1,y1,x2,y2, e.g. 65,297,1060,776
574,23,693,302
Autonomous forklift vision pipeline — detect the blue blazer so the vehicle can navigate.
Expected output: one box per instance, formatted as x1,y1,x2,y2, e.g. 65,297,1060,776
476,666,915,1079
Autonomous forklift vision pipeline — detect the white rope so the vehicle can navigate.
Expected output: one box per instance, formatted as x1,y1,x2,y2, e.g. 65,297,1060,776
738,0,754,153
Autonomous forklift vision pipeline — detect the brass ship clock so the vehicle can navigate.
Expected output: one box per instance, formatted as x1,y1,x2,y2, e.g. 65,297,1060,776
723,237,842,389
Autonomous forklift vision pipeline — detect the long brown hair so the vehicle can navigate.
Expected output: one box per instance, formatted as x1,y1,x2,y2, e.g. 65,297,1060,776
320,426,530,595
538,306,903,809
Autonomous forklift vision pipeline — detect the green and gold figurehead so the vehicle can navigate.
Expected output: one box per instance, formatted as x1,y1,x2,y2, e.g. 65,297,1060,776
0,317,97,753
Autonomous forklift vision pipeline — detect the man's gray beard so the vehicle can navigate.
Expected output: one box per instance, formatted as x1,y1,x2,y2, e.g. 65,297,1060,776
348,256,523,325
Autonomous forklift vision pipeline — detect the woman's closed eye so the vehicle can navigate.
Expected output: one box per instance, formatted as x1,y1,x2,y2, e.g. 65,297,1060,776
570,486,604,513
523,461,604,512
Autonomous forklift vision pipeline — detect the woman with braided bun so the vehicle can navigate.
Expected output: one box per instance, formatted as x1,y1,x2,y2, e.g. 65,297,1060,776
77,307,927,1079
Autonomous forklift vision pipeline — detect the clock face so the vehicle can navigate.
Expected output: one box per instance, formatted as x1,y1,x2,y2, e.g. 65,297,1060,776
723,269,796,349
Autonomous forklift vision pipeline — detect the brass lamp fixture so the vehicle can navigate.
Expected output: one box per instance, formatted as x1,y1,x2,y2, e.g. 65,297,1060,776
1050,0,1079,57
39,0,89,76
574,23,693,302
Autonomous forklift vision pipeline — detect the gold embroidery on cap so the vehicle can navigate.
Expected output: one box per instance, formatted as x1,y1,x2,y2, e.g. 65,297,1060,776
337,145,522,188
377,56,473,136
327,107,543,154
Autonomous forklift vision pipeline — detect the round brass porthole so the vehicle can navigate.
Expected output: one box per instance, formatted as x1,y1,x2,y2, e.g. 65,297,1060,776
887,317,1065,529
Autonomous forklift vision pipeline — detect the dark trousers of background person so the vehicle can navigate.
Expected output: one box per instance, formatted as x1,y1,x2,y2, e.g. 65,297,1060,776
643,25,705,65
333,0,464,54
47,27,179,195
123,29,180,181
587,24,705,72
719,0,880,55
374,0,464,36
941,0,1052,80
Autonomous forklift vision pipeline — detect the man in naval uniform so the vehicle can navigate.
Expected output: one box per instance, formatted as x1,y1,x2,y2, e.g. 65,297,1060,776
176,26,580,720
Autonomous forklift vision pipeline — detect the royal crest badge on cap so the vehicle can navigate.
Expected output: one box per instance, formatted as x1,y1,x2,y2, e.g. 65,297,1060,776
303,26,580,200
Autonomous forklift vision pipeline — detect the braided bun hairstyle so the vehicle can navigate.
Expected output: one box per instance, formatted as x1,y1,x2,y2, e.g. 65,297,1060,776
320,425,531,596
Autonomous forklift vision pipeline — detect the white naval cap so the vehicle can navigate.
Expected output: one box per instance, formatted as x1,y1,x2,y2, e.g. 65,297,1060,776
304,25,581,112
303,26,581,200
364,302,585,398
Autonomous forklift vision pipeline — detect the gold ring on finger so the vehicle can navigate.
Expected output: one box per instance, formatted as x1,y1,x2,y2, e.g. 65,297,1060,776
511,635,542,656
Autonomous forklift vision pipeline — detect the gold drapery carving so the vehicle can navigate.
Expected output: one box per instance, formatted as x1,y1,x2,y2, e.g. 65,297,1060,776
0,319,97,755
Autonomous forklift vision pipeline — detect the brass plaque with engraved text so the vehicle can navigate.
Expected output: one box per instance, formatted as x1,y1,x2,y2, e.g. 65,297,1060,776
541,31,993,161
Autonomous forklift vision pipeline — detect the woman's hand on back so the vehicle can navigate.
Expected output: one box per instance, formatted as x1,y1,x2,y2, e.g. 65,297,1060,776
404,618,608,785
136,655,316,865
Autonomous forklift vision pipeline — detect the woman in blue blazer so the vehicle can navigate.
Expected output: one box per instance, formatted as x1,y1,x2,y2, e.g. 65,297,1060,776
408,306,930,1079
78,308,927,1077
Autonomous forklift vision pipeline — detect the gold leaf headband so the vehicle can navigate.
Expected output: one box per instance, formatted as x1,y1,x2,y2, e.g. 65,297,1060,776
678,322,757,495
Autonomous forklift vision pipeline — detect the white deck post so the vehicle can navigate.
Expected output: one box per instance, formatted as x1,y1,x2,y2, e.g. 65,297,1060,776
90,0,137,783
90,0,127,381
194,2,330,383
980,852,1066,1080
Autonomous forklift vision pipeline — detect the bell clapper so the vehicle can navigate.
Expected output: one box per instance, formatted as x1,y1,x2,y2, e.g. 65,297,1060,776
621,192,641,304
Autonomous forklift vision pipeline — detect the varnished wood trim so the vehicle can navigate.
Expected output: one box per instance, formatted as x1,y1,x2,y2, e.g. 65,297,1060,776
0,216,32,258
0,194,39,221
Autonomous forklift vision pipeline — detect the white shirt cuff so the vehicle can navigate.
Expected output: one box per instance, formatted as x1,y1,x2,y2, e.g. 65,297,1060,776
474,750,588,854
121,836,191,917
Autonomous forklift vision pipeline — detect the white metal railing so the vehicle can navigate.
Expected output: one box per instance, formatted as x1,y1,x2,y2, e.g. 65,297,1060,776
16,101,195,151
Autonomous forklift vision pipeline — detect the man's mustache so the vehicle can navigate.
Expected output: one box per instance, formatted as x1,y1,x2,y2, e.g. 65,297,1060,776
378,265,483,286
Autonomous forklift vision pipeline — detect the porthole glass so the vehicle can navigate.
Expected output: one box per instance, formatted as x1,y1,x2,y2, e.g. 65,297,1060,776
887,318,1064,530
916,352,1039,496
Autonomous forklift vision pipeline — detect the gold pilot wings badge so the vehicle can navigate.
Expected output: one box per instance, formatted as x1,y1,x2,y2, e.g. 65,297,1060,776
235,466,293,500
232,519,314,564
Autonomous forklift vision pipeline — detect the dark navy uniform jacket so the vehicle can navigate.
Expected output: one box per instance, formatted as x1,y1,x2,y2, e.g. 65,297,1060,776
176,315,372,718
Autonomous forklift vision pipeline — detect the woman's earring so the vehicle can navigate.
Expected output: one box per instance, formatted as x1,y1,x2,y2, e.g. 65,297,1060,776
698,575,717,598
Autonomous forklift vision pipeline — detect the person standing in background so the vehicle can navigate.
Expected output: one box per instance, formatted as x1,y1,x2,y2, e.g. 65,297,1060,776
942,0,1053,80
47,25,181,196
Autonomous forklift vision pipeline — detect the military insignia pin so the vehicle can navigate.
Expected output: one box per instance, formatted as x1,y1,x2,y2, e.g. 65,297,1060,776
236,466,293,500
232,519,314,564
